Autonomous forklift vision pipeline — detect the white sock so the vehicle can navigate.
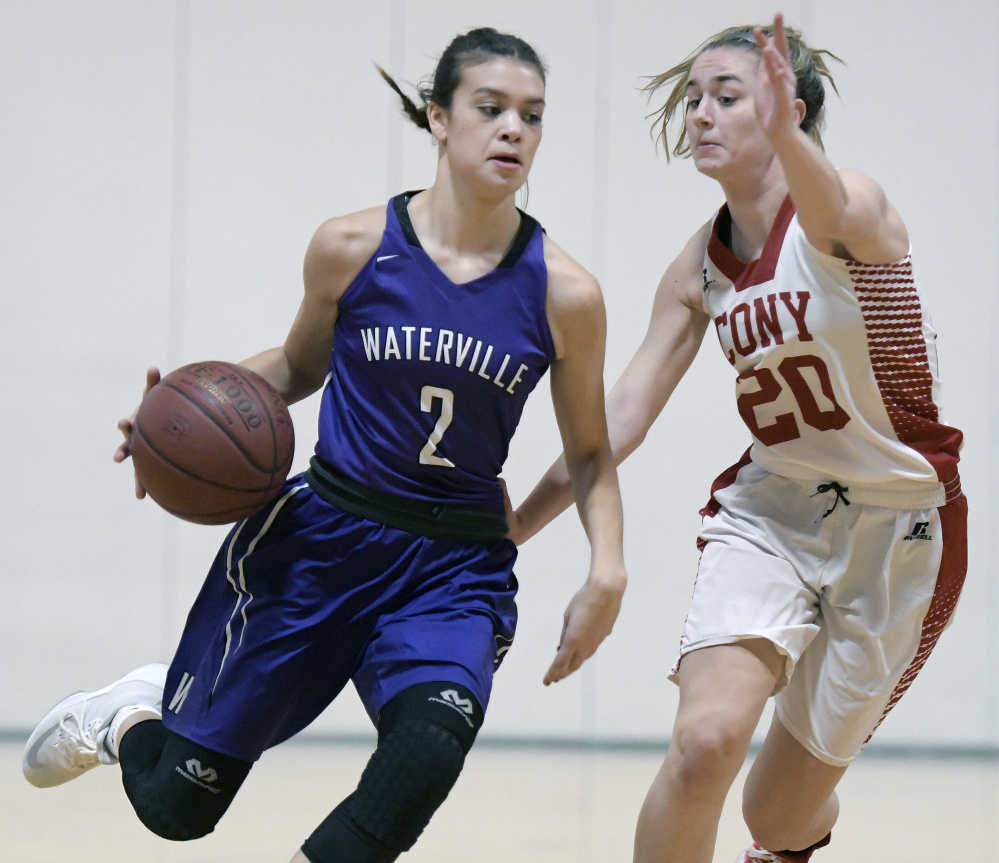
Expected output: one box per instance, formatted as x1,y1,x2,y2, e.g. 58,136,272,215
102,704,162,761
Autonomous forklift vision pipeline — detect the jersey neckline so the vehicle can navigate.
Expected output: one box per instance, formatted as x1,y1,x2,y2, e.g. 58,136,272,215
392,190,539,285
707,194,795,291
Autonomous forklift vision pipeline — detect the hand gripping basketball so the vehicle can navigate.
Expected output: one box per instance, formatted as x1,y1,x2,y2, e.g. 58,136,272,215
122,361,295,524
115,366,162,498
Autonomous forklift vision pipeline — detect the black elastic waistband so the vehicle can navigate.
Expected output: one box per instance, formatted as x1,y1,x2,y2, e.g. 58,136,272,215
305,456,508,543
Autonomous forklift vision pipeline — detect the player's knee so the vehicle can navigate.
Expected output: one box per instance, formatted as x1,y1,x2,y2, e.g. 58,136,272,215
127,781,218,841
302,682,482,862
119,726,252,841
669,717,749,791
347,716,467,846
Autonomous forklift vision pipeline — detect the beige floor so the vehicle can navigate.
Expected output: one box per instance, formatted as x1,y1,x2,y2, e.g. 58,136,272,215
3,738,998,862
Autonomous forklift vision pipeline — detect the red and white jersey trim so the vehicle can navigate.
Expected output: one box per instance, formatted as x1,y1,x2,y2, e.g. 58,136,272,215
849,259,962,502
701,198,962,505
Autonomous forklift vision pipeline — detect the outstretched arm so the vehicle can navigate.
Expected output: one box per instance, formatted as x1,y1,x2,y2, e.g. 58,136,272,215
753,13,908,264
510,225,711,545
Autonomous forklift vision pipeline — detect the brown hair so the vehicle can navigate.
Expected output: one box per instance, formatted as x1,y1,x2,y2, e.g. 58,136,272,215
644,24,841,160
378,27,547,134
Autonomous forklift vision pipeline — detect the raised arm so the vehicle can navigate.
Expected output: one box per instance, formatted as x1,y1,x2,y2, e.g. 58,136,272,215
753,13,909,264
510,224,711,544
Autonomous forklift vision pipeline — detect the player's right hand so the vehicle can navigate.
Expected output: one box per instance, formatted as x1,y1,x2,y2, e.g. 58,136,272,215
114,366,160,498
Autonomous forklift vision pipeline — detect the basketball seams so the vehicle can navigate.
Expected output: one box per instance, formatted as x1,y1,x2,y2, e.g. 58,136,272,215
132,422,272,493
159,380,280,476
132,361,295,524
132,431,278,522
231,369,294,475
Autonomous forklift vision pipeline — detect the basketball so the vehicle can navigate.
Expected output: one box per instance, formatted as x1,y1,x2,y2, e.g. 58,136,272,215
130,361,295,524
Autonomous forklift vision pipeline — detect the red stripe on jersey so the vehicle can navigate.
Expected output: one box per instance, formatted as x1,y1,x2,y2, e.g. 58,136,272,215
864,493,968,743
851,259,963,500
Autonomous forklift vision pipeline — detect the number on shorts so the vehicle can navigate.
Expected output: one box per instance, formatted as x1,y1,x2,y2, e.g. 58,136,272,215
419,386,455,467
736,354,850,446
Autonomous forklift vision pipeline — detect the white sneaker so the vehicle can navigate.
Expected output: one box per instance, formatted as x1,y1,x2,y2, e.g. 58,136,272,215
22,663,168,788
737,843,779,862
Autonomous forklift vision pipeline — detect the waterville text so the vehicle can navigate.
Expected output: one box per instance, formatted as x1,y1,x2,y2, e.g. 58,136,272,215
359,326,529,395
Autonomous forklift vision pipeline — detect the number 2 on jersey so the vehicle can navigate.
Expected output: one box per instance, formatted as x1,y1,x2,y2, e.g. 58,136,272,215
419,385,455,467
737,354,850,446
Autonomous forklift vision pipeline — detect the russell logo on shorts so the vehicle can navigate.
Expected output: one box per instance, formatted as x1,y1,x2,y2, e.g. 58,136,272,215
903,521,933,542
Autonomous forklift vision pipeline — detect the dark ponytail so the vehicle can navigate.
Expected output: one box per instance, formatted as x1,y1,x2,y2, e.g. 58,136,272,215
379,27,547,135
376,65,430,131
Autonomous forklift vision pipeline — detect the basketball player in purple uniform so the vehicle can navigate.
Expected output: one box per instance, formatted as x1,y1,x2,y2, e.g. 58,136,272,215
22,29,626,863
507,15,966,863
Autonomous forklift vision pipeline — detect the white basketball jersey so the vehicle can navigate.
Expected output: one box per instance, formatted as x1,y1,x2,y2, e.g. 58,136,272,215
702,197,962,507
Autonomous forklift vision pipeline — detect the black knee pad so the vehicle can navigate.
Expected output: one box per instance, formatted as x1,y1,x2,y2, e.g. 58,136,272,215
119,720,252,841
301,682,483,863
378,680,483,754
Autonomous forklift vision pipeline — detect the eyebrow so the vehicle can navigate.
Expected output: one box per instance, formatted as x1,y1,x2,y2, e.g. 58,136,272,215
471,87,546,105
686,74,744,90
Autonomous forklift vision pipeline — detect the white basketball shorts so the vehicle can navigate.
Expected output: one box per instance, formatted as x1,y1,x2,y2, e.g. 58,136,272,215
670,460,967,766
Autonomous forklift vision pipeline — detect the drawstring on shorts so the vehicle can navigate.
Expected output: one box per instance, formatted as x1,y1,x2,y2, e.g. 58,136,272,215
811,482,851,521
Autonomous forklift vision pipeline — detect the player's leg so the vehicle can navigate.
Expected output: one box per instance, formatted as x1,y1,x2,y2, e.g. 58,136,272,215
117,719,253,840
634,639,785,863
637,465,829,863
20,664,249,841
20,484,308,794
300,680,483,863
295,536,518,863
149,486,389,841
739,715,844,859
735,492,968,862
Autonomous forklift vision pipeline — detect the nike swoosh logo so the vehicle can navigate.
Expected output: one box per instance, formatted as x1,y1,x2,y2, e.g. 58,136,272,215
376,255,399,262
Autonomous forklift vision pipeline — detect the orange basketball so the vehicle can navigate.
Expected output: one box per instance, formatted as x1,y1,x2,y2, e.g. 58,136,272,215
130,361,295,524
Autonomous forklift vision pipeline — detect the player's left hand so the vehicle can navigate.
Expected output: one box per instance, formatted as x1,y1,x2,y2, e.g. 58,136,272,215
544,574,624,685
753,13,801,143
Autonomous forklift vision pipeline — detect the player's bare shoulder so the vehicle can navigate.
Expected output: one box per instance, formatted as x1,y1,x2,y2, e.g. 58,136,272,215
658,219,712,313
542,234,605,360
304,205,388,301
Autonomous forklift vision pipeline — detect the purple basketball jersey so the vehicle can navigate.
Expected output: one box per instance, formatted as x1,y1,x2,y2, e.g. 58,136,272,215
314,192,555,510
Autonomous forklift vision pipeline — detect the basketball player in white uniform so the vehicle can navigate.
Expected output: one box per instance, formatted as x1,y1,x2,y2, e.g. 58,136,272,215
506,15,966,863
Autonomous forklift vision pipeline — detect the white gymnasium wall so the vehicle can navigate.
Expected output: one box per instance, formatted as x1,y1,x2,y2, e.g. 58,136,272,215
2,0,997,751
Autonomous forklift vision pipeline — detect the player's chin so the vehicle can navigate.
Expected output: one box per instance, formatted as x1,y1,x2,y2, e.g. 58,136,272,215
485,160,528,188
692,152,722,176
